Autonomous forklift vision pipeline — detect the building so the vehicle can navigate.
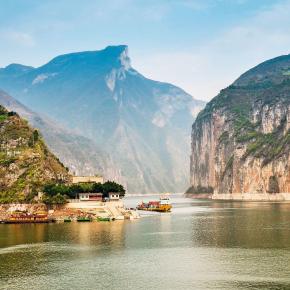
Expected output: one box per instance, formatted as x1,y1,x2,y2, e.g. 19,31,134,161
109,192,120,201
72,176,104,184
79,193,103,202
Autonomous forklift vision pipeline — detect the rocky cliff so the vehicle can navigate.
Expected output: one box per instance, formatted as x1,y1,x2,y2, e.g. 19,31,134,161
190,54,290,195
0,104,69,202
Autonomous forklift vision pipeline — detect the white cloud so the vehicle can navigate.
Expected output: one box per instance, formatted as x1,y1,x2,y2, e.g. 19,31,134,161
133,1,290,101
0,30,35,47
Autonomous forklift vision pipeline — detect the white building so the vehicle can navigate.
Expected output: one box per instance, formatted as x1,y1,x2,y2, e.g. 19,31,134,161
109,192,120,201
79,193,103,201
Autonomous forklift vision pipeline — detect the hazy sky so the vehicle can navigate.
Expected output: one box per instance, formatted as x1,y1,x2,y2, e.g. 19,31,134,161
1,0,290,101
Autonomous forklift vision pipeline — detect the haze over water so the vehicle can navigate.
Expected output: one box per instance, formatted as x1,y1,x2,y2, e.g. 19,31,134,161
1,195,290,290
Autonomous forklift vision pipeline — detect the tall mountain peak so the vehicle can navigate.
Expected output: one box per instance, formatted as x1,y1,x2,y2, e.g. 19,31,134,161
0,45,205,193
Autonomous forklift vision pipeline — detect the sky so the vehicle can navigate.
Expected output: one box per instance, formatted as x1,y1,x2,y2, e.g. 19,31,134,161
1,0,290,101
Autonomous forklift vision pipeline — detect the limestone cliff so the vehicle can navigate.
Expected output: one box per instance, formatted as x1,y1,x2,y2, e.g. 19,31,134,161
190,54,290,195
0,104,69,202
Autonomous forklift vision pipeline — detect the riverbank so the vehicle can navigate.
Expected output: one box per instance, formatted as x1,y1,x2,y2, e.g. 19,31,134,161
185,192,290,201
0,200,140,221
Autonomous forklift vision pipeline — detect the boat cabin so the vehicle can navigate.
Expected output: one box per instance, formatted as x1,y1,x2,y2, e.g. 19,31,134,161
79,193,103,201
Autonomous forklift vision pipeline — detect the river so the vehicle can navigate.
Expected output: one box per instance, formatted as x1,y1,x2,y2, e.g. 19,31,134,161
1,195,290,290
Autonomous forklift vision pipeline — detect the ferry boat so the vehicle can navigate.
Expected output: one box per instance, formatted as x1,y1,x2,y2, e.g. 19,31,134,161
1,210,54,224
137,196,172,212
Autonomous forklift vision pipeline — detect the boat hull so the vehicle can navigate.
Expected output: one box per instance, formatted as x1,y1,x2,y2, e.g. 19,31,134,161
77,218,92,222
1,219,55,224
137,205,172,213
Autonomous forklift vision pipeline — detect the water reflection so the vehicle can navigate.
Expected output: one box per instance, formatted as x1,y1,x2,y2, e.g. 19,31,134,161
190,201,290,249
1,197,290,290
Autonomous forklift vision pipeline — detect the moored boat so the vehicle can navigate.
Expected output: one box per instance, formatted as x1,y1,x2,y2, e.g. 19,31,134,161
96,217,111,222
1,210,54,224
77,216,92,222
137,196,172,212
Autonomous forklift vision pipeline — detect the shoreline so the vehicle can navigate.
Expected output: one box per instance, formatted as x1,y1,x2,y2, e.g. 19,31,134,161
0,200,140,222
185,192,290,201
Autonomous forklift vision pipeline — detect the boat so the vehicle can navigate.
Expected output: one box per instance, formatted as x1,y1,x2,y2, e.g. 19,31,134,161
1,210,54,224
137,196,172,212
64,218,72,222
77,216,92,222
96,217,111,222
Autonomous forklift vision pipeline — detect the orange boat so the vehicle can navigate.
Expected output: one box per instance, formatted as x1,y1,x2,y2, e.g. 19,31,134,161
1,210,54,224
137,197,172,212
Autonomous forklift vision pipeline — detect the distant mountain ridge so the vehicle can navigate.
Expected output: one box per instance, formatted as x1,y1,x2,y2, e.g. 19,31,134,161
0,90,121,182
0,45,205,193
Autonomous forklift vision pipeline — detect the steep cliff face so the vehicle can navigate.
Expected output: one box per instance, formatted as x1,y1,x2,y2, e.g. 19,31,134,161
0,104,69,202
190,54,290,194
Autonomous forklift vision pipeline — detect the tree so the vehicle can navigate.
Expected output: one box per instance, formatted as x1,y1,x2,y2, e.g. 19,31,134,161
102,181,125,198
28,129,39,147
42,193,67,205
42,180,126,201
92,182,103,193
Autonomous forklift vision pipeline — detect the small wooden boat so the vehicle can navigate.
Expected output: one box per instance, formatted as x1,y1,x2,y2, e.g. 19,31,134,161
1,210,54,224
97,217,110,222
64,218,72,222
77,216,92,222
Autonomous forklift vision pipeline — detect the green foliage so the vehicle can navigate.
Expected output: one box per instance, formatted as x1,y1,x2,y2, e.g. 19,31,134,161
28,129,40,147
42,193,67,205
7,111,18,117
236,131,260,143
282,71,290,76
102,181,125,198
0,114,7,122
0,153,16,167
43,180,126,200
221,155,234,180
218,131,229,144
242,129,290,165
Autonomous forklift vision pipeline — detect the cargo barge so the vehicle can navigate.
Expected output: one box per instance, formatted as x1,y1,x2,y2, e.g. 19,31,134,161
137,196,172,212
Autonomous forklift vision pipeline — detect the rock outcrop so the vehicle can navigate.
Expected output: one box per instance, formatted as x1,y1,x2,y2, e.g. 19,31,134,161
0,104,69,202
190,54,290,195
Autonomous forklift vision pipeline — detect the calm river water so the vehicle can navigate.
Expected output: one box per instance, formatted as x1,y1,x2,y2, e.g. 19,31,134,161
1,195,290,290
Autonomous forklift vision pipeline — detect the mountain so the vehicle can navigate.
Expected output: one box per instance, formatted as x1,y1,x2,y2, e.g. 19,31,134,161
0,103,69,203
0,45,205,193
189,54,290,195
0,89,121,182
